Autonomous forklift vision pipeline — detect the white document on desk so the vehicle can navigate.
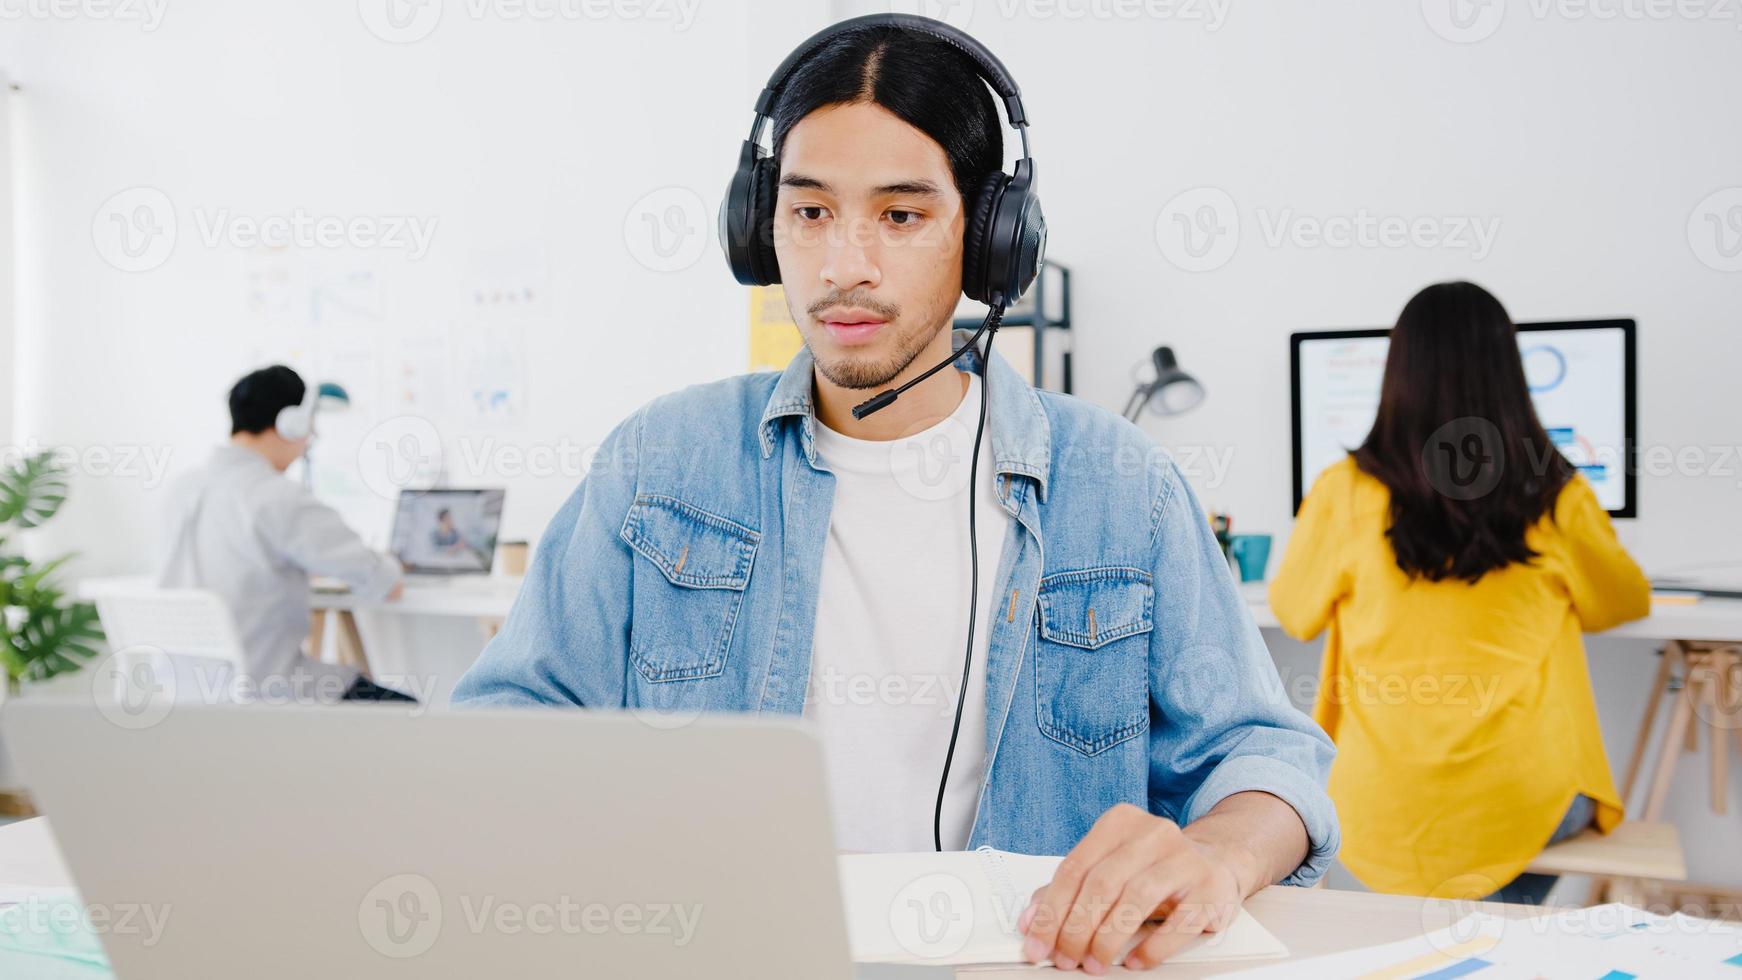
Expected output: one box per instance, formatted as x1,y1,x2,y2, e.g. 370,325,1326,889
839,848,1289,968
1224,903,1742,979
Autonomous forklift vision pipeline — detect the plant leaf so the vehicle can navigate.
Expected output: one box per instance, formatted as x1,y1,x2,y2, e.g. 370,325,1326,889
0,452,71,529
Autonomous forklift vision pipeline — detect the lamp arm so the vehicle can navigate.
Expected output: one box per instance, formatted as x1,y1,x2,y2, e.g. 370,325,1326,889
1122,385,1149,422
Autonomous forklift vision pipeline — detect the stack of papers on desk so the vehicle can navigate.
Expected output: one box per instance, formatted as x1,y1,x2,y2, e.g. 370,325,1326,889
838,848,1288,968
1226,902,1742,979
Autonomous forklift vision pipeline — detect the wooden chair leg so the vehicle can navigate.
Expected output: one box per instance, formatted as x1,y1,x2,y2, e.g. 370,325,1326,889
1622,644,1676,804
335,610,372,679
1646,649,1698,822
308,609,329,663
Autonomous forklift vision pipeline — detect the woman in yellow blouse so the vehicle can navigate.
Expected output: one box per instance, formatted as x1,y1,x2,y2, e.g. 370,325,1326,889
1271,281,1650,903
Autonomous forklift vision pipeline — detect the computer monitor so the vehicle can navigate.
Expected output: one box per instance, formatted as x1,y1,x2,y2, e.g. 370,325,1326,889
1291,320,1636,518
389,488,506,574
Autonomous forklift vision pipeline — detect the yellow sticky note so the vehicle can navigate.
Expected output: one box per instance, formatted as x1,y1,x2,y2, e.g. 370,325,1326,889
749,285,804,372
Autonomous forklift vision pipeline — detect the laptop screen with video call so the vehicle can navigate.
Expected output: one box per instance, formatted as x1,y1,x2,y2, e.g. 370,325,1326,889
389,488,506,575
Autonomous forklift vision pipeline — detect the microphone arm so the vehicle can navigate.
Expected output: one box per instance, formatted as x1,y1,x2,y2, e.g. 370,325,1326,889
852,306,1006,421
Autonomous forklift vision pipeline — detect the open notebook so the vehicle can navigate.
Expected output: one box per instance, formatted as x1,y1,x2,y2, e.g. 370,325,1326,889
838,847,1288,968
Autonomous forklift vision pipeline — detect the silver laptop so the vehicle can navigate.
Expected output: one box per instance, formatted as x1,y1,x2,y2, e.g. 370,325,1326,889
3,701,949,979
389,488,506,579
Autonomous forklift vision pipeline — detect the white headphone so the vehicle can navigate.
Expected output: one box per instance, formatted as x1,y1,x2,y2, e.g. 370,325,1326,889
274,382,317,441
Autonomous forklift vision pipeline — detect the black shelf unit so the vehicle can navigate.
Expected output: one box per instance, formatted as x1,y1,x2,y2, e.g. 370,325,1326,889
952,259,1072,393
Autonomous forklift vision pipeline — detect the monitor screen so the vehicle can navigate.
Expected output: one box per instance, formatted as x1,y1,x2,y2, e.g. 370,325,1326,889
390,488,506,574
1291,320,1636,517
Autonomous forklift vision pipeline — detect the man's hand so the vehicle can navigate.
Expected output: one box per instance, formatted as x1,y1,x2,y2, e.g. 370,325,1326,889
386,581,405,601
1017,803,1247,973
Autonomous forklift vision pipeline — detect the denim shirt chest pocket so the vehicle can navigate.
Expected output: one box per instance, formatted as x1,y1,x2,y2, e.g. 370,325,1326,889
1033,566,1154,755
619,494,760,683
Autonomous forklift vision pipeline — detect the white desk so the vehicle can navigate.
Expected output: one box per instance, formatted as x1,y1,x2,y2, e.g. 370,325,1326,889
1239,581,1742,643
310,575,525,620
307,576,525,681
77,574,525,622
0,816,1546,978
83,575,1742,644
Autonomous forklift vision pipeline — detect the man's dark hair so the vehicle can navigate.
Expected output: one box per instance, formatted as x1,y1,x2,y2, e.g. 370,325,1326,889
229,365,305,435
769,24,1003,204
1352,281,1576,583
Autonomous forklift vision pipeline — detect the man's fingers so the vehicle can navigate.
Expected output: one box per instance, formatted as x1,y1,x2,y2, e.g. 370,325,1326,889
1038,828,1163,974
1122,895,1214,971
1021,804,1149,964
1086,859,1194,970
1052,829,1185,969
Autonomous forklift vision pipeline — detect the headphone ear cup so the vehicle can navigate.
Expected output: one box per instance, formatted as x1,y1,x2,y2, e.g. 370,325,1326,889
962,172,1008,305
275,403,306,441
748,157,782,285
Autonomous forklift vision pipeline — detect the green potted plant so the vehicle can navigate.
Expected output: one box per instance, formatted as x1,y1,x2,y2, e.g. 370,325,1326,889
0,451,106,796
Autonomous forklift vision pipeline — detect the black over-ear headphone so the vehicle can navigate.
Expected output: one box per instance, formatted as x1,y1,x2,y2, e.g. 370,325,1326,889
718,13,1046,310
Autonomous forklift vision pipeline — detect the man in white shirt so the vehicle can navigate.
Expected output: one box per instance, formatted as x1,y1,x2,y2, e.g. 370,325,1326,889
158,365,409,702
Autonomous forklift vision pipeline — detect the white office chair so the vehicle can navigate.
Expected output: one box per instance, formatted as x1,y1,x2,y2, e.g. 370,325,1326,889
90,588,249,709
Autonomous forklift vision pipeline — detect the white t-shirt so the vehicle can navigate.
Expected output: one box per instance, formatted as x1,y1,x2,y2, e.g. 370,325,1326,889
803,371,1012,853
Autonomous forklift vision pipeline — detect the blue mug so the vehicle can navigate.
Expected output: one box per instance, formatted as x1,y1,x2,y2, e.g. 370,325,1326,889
1229,534,1272,583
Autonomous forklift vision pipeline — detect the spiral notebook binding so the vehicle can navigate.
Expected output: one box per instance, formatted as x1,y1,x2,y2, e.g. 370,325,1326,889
975,846,1023,919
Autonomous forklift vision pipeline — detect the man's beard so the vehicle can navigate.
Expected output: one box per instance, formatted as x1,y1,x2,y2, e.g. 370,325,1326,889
811,321,944,390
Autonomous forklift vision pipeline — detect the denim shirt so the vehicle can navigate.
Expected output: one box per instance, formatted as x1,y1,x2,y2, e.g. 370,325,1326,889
453,331,1339,886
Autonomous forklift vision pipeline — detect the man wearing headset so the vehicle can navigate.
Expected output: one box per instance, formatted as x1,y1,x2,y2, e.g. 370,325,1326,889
456,16,1336,972
158,365,411,702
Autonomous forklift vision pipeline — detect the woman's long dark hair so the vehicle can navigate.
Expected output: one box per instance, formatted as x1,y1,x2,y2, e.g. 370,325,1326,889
1353,282,1575,583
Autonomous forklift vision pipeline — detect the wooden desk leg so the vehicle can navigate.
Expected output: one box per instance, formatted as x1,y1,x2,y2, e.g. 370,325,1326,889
335,610,373,680
1600,643,1682,906
308,610,329,663
1610,877,1644,908
0,790,37,818
1709,653,1729,816
1645,646,1697,822
1731,650,1742,792
1622,644,1676,804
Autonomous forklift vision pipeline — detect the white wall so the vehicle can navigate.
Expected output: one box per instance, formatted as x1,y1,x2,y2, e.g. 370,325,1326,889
899,1,1742,574
0,70,15,450
1,0,831,571
9,3,1739,574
